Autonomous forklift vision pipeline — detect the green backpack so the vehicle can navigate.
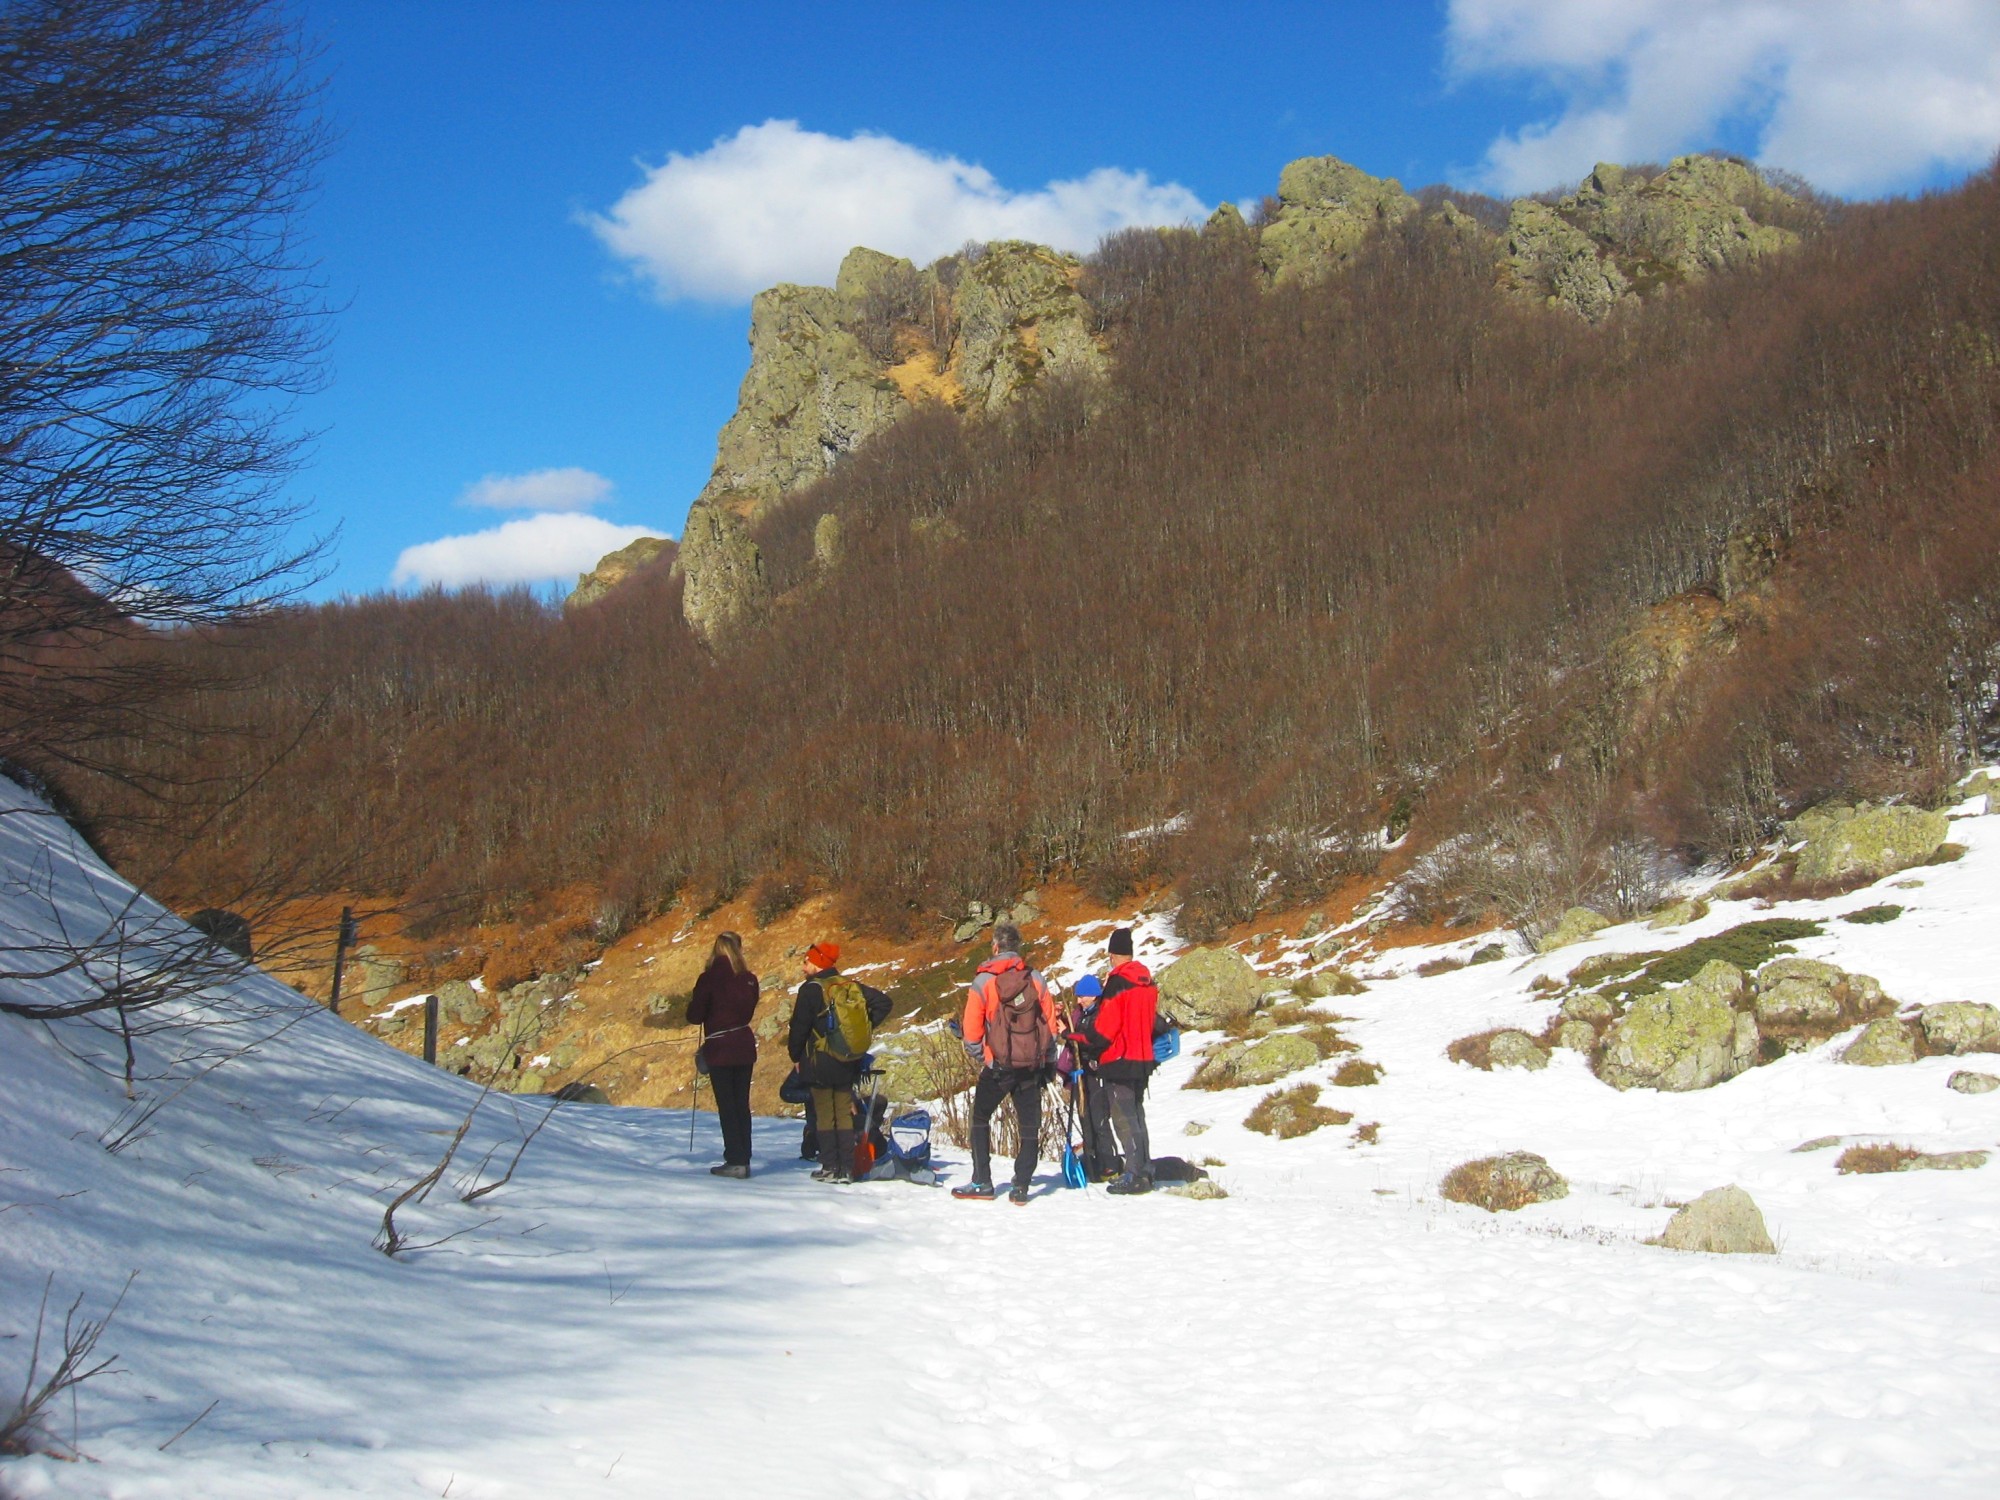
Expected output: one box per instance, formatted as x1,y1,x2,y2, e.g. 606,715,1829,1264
816,975,873,1061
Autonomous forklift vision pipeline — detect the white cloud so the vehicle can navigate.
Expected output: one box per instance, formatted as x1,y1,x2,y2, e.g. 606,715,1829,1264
585,119,1209,302
459,466,613,512
391,513,666,590
1447,0,2000,196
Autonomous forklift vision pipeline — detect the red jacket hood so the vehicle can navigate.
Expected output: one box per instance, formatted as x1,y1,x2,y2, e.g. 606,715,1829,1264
1109,959,1153,985
977,954,1027,976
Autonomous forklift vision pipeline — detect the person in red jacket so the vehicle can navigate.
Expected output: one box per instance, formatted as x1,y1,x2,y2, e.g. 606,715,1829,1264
1076,927,1158,1195
687,932,759,1178
952,923,1058,1205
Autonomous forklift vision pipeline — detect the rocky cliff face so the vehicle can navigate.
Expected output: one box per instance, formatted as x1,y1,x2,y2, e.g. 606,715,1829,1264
576,151,1812,629
1502,156,1803,322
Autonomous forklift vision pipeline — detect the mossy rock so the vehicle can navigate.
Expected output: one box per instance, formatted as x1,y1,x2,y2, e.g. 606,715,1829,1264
1918,1002,2000,1055
1157,947,1264,1029
1841,1018,1920,1067
1598,985,1756,1091
1792,802,1949,884
1561,990,1615,1025
1646,897,1709,930
1487,1030,1549,1071
1189,1030,1318,1090
1536,907,1612,954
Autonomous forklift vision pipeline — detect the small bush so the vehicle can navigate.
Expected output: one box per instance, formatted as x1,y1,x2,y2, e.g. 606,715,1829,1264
1331,1059,1382,1086
1925,842,1968,866
1445,1030,1505,1069
1592,919,1825,1002
751,874,808,928
1416,955,1467,977
1244,1083,1351,1139
1352,1122,1381,1145
1302,1021,1357,1059
1840,904,1904,925
1836,1143,1922,1174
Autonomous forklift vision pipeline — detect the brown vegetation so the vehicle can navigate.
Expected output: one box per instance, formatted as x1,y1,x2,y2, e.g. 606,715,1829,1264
1835,1143,1923,1175
52,166,2000,946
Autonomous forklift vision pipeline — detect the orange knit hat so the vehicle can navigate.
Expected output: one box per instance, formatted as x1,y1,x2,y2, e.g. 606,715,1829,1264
806,941,840,971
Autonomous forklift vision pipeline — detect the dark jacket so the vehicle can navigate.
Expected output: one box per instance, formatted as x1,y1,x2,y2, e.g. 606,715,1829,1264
1079,960,1159,1082
787,969,892,1088
687,957,760,1069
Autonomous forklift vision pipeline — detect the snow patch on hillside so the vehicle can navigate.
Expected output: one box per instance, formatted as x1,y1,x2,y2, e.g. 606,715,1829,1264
5,775,2000,1496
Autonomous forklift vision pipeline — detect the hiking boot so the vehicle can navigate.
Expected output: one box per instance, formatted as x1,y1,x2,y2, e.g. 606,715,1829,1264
710,1163,749,1179
810,1166,837,1181
1008,1183,1030,1206
1106,1174,1153,1196
952,1181,996,1201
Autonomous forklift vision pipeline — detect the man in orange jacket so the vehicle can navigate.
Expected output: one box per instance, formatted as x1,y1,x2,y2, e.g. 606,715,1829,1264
952,923,1058,1205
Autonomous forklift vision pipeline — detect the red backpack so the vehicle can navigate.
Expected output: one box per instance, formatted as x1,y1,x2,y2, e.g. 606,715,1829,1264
986,967,1051,1071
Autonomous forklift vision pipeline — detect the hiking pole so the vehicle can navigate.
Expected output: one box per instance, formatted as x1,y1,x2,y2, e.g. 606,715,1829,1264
689,1069,701,1154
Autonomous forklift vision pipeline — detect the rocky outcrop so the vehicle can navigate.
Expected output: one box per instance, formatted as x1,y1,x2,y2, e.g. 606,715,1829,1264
1440,1152,1568,1212
953,241,1106,414
697,251,916,519
1597,969,1757,1091
565,535,672,610
1157,947,1266,1029
1258,156,1417,287
676,498,769,647
1787,801,1949,884
1660,1186,1775,1255
812,512,843,570
1503,200,1632,323
1503,156,1803,321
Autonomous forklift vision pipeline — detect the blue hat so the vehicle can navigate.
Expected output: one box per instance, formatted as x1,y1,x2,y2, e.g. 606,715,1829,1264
1074,975,1103,998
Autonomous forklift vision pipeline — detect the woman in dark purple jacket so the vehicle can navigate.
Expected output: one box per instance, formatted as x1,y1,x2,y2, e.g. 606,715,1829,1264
688,932,759,1177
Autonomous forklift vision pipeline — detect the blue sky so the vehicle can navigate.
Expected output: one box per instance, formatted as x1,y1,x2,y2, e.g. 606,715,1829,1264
294,0,2000,597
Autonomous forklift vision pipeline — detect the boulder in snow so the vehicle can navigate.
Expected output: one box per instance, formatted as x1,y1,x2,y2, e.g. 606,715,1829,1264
1596,984,1756,1091
1660,1186,1775,1254
1646,897,1709,930
1440,1152,1568,1212
1841,1017,1921,1067
1487,1030,1550,1071
1755,976,1842,1027
1561,991,1614,1025
1536,907,1612,953
1901,1150,1989,1172
1790,802,1949,884
1157,947,1264,1028
1947,1070,2000,1094
1918,1002,2000,1055
1554,1020,1600,1052
1189,1031,1319,1089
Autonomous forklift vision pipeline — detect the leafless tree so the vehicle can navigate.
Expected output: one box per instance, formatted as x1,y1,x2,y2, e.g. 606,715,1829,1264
0,0,330,791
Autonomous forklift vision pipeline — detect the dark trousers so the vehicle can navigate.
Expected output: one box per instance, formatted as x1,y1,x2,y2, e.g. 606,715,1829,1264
970,1068,1044,1189
809,1086,855,1180
1079,1072,1120,1179
708,1063,753,1167
1103,1076,1150,1182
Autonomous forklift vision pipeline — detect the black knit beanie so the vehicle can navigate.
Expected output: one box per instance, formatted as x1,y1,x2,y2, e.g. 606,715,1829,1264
1108,927,1134,956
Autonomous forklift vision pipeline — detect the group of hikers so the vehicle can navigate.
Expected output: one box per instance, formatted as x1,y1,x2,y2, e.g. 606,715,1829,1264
686,923,1164,1201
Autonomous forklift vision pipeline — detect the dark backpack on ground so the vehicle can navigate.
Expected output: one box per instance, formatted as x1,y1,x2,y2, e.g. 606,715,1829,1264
986,967,1051,1071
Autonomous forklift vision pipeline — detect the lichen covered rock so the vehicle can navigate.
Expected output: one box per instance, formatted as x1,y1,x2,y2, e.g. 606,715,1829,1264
1842,1017,1921,1067
1502,199,1632,323
565,535,672,611
1918,1002,2000,1055
1258,156,1417,287
1487,1030,1550,1071
1790,802,1949,884
1537,906,1613,954
677,498,770,647
1157,947,1264,1029
1597,983,1756,1091
1948,1070,2000,1094
952,241,1105,413
1660,1185,1775,1255
1189,1030,1318,1089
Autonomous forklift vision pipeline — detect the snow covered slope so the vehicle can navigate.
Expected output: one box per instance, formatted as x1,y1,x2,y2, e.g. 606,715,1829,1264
5,775,2000,1498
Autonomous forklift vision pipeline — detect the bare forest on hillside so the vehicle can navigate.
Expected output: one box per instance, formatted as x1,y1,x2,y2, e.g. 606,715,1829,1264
57,167,2000,941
